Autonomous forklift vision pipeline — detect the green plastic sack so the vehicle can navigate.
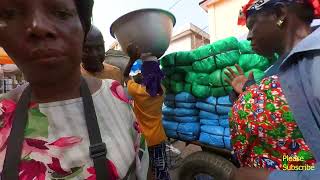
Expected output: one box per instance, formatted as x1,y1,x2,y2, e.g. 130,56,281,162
239,40,254,54
210,86,233,97
175,66,193,73
245,69,265,83
208,66,239,87
160,53,176,67
192,83,211,99
210,37,239,54
184,83,192,93
185,72,210,85
185,72,198,83
239,54,270,72
162,78,171,91
197,73,210,85
170,80,184,94
192,56,217,73
162,66,193,76
191,44,215,60
170,73,185,82
215,50,240,69
162,67,175,76
175,51,197,66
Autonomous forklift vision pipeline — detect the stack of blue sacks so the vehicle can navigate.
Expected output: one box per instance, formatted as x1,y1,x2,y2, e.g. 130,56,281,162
162,92,200,141
196,96,232,149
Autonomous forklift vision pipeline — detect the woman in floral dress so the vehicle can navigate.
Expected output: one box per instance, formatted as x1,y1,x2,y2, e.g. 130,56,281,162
224,0,320,179
0,0,148,179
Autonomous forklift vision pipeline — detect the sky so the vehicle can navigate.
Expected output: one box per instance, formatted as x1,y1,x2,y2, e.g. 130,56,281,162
92,0,209,47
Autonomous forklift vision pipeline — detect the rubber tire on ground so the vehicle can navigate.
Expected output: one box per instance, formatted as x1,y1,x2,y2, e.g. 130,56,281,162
178,151,236,180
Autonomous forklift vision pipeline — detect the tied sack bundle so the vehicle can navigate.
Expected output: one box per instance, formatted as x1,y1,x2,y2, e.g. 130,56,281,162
161,37,273,98
162,92,200,141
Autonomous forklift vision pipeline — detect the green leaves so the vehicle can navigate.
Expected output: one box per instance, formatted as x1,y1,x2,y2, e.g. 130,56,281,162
298,150,314,161
51,167,84,180
282,111,294,122
24,109,49,138
267,124,287,139
238,110,249,120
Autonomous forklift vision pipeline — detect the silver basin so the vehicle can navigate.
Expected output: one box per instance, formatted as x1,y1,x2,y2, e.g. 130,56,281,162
110,8,176,58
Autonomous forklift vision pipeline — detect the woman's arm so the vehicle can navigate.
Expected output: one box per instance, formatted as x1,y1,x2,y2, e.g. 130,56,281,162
123,44,141,85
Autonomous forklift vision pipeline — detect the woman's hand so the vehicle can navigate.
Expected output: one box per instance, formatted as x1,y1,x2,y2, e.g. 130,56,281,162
224,64,254,94
126,43,141,62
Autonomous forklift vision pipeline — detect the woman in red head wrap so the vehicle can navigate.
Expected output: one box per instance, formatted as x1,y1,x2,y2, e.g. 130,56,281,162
0,0,149,179
226,0,320,180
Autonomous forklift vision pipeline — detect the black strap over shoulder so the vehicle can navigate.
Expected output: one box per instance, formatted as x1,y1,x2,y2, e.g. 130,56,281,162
2,77,110,180
80,77,109,180
2,86,31,179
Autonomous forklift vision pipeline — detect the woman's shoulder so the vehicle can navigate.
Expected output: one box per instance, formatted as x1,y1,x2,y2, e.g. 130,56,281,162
0,83,29,103
102,79,131,104
82,77,130,104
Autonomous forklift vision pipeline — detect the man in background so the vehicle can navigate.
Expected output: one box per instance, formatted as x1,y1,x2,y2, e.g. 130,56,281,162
81,25,123,83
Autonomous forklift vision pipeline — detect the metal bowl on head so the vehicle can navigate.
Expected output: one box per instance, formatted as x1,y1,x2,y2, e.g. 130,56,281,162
110,8,176,59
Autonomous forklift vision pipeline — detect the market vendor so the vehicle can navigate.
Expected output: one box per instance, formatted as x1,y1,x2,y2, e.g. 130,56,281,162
225,0,320,180
81,25,123,83
0,0,149,179
124,44,171,180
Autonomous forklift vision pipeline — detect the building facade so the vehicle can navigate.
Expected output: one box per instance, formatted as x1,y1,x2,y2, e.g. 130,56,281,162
199,0,249,42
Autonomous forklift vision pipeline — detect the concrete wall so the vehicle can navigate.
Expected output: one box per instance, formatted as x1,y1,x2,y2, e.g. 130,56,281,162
206,0,248,42
193,33,210,49
165,33,193,55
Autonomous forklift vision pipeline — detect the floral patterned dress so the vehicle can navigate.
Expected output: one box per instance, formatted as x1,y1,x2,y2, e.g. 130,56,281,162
230,75,316,170
0,80,148,180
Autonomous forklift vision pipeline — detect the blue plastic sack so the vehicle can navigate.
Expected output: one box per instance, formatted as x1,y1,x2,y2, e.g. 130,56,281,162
219,115,229,119
178,133,198,141
202,96,232,106
224,128,230,137
176,102,197,109
200,119,219,126
165,94,175,101
200,125,224,136
162,120,179,131
175,108,199,116
216,105,232,115
175,92,196,102
204,96,217,105
199,111,219,120
162,115,175,121
219,119,230,128
162,106,175,116
164,101,175,108
224,136,232,150
199,132,224,148
177,123,200,136
217,96,232,106
165,129,179,139
175,116,199,123
196,102,215,113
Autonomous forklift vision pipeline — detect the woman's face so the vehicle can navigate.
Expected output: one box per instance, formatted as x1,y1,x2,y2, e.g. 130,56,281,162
0,0,84,84
246,12,283,57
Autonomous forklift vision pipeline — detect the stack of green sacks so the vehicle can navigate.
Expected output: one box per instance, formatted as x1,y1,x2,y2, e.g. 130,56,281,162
160,37,274,98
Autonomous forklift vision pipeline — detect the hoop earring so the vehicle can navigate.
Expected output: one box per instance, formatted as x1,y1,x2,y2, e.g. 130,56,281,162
277,19,284,27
